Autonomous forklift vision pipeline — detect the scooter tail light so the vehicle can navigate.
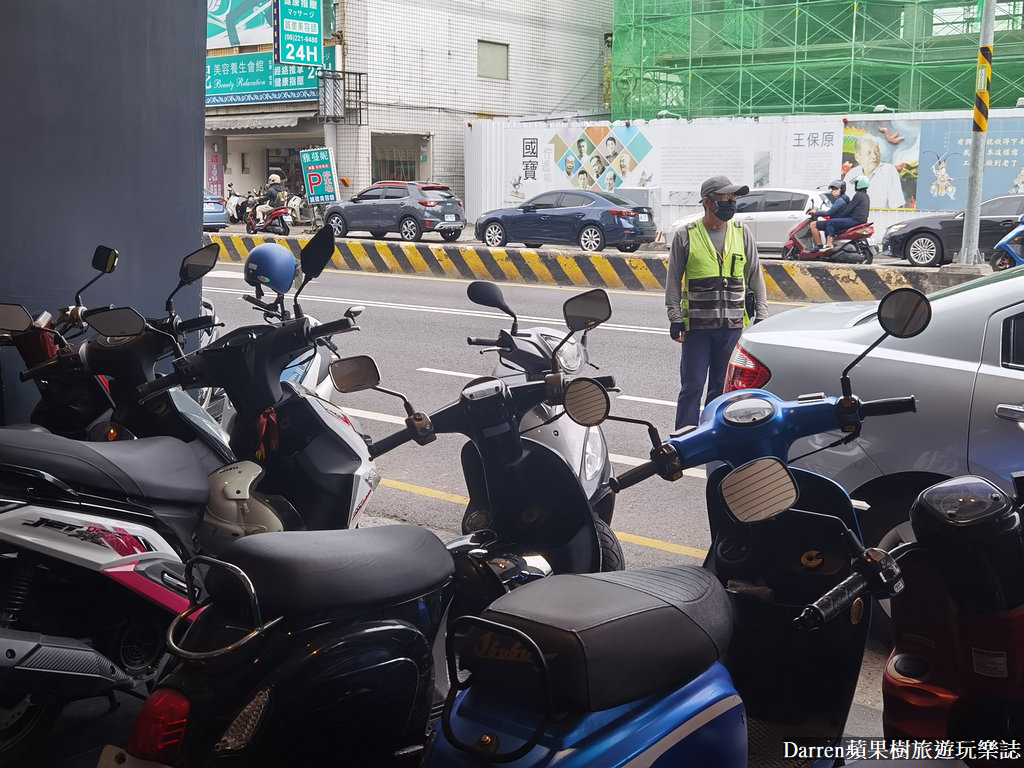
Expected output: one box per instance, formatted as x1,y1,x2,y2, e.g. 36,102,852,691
214,689,271,752
725,345,771,391
126,688,191,763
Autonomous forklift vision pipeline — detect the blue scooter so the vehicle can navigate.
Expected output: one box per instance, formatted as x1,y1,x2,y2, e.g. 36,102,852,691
990,213,1024,271
423,288,932,768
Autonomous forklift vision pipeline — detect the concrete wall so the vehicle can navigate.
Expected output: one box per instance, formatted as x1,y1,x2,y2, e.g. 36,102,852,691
1,1,204,421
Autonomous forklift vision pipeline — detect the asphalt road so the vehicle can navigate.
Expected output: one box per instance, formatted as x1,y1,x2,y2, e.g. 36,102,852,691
37,264,900,767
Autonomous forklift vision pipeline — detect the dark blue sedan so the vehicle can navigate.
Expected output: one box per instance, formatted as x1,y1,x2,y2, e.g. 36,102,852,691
474,190,657,252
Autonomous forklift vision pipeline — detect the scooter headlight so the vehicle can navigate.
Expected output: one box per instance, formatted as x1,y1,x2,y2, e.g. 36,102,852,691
583,427,605,481
541,334,585,374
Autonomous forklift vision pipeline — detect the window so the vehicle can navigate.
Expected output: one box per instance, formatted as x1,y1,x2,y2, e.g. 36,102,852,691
240,152,250,174
762,191,803,212
526,193,562,209
356,187,385,201
478,40,509,80
560,192,593,208
981,197,1024,217
383,186,407,199
736,192,763,213
1002,313,1024,369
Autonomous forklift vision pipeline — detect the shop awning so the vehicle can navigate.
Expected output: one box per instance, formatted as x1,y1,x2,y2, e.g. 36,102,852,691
205,112,318,131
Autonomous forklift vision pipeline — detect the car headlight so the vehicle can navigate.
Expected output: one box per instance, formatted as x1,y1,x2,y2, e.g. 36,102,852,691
583,427,605,481
886,224,907,233
541,334,586,374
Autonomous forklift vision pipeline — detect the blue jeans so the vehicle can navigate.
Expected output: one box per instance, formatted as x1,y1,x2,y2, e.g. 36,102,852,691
824,217,859,238
675,327,744,429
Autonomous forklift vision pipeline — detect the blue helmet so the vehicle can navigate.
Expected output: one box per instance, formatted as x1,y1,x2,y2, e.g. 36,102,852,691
244,243,296,294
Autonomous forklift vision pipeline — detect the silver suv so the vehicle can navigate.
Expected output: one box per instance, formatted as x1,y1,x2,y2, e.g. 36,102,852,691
725,269,1024,554
324,181,465,242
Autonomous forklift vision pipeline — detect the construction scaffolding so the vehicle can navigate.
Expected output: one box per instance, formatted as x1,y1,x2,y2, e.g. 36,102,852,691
611,0,1024,119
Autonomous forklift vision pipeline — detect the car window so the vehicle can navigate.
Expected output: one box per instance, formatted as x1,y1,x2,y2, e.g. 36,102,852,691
592,192,636,206
736,192,763,213
527,193,563,209
1003,312,1024,370
420,187,456,200
980,197,1023,216
559,192,593,208
355,187,385,201
383,187,407,199
762,191,803,212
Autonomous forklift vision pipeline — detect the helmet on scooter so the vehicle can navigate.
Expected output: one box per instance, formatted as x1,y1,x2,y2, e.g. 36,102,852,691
268,173,282,185
828,179,847,195
244,243,297,294
854,175,871,191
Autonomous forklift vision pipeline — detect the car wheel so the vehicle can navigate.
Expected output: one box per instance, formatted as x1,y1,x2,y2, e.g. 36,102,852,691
905,232,942,267
369,231,387,239
781,245,799,260
524,242,543,249
441,230,462,242
990,251,1016,271
616,243,641,253
399,217,422,242
578,225,605,252
325,212,347,238
482,221,508,248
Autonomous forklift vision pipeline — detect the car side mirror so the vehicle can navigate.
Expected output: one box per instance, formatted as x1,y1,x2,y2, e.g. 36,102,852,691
521,203,536,212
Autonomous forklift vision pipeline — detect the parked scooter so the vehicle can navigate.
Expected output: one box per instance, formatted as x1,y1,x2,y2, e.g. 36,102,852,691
422,288,930,768
464,280,616,527
243,199,291,236
990,212,1024,271
97,290,622,768
225,183,243,223
782,216,876,264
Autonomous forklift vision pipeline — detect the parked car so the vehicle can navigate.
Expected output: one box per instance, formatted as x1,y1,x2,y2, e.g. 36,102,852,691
475,189,657,252
724,269,1024,560
881,194,1024,267
202,188,230,232
323,181,465,242
669,187,830,250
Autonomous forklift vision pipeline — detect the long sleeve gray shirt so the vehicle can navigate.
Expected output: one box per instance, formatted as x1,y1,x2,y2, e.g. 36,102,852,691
664,221,769,324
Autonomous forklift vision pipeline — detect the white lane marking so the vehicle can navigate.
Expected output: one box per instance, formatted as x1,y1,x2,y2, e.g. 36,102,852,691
617,395,675,407
417,367,477,379
343,406,406,426
202,286,664,335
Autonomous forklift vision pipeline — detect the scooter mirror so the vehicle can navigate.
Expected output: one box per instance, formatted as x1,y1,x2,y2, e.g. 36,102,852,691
91,246,119,274
0,304,33,332
720,457,798,523
877,287,931,339
299,226,336,280
563,289,612,332
83,307,147,338
467,281,514,317
563,378,610,427
180,243,222,285
345,305,365,320
330,355,381,393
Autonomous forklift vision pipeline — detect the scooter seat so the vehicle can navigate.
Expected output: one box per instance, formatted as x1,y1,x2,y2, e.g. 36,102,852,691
475,564,733,712
0,428,209,504
207,526,455,616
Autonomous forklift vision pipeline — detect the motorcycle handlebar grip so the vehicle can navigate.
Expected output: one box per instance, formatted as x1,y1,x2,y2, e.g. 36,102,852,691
19,356,61,382
466,336,501,347
859,396,917,418
609,461,659,493
369,428,414,458
137,373,180,400
178,315,216,334
310,317,355,339
794,573,868,631
593,375,616,389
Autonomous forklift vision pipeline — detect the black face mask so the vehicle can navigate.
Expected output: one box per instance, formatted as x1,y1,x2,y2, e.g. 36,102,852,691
713,199,737,221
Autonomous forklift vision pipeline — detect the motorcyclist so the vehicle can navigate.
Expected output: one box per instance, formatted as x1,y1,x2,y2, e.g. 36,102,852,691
811,175,870,252
807,179,849,249
255,173,287,223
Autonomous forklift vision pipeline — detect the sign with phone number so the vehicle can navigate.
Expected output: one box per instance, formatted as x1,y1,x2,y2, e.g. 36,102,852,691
274,0,322,68
300,147,340,204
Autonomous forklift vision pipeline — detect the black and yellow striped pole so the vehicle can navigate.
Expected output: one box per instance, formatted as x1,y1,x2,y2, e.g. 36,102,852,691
959,0,996,266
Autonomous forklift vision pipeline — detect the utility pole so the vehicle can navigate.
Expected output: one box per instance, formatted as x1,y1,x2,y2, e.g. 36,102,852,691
958,0,997,265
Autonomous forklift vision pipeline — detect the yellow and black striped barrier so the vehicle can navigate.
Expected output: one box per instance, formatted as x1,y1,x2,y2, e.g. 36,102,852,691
204,233,977,303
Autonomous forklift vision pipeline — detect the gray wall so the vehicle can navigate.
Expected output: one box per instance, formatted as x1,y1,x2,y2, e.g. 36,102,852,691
1,1,204,421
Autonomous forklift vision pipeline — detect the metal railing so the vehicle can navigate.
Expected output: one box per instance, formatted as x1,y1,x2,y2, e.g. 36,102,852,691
318,70,367,125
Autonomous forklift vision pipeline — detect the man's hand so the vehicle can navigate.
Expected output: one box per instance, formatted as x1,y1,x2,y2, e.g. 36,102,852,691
670,322,686,342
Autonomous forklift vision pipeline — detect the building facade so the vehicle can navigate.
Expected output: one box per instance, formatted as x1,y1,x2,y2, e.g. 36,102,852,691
204,0,612,207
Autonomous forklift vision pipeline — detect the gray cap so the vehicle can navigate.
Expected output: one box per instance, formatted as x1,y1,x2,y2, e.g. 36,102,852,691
700,175,750,198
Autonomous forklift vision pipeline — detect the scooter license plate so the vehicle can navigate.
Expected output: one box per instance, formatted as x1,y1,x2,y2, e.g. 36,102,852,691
284,215,293,224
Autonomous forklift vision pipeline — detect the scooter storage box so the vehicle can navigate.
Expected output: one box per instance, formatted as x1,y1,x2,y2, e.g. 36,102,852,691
910,475,1024,612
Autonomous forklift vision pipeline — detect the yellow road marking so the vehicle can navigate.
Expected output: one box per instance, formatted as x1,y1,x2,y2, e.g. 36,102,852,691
378,478,708,558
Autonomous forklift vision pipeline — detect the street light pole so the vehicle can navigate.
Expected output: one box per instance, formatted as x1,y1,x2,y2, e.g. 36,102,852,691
959,0,997,265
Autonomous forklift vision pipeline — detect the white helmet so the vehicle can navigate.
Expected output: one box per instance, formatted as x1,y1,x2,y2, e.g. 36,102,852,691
200,462,284,554
268,173,282,185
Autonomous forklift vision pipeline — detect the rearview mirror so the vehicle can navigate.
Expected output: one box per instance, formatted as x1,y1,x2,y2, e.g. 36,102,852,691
180,243,221,285
877,287,931,339
92,246,119,274
563,378,610,427
300,226,336,280
0,304,33,332
563,289,612,332
521,203,537,212
467,281,511,313
84,307,147,338
720,457,798,523
330,355,381,393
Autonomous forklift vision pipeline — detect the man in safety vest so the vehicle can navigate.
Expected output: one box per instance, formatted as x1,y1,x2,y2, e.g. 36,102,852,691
665,175,768,429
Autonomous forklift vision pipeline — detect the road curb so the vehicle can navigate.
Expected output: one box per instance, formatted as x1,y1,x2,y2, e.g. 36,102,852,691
205,233,981,302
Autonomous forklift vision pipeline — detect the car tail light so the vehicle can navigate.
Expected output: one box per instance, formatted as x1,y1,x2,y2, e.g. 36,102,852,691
609,209,637,218
458,199,464,207
127,688,190,763
725,344,771,391
218,199,227,206
418,200,439,207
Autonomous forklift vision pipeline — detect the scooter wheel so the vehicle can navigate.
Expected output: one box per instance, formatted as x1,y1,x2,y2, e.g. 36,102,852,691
596,518,624,572
781,245,799,260
245,220,256,234
990,252,1015,271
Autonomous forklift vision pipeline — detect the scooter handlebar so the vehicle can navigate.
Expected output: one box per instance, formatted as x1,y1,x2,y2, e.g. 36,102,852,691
467,336,502,347
369,427,415,458
859,396,916,418
310,317,357,340
136,371,183,400
609,460,659,493
794,572,869,631
20,356,63,383
178,315,217,335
